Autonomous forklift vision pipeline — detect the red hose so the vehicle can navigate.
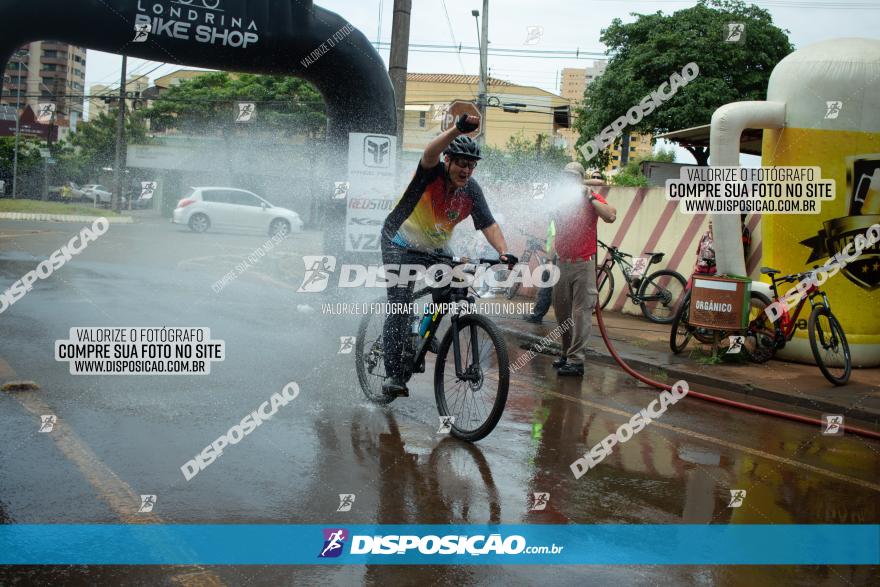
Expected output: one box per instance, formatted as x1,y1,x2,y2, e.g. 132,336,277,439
593,305,880,441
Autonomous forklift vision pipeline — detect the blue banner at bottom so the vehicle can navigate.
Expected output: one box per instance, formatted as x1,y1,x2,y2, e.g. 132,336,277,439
0,525,877,565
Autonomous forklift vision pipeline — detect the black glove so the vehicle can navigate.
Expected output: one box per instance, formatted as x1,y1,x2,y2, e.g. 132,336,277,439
499,253,519,270
455,114,480,133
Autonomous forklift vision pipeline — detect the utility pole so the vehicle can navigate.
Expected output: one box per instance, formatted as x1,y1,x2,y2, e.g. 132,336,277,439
388,0,412,155
113,54,127,213
11,50,25,199
473,0,489,145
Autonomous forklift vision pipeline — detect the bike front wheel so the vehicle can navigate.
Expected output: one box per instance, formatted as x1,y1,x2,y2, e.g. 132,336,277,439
808,305,851,386
639,269,687,324
670,290,693,354
596,265,614,310
434,314,509,442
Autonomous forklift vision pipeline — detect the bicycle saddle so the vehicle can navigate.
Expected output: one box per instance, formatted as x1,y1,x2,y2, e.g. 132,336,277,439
645,252,665,263
761,267,781,275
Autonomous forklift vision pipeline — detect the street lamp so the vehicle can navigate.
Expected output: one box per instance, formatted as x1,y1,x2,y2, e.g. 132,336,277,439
11,49,28,199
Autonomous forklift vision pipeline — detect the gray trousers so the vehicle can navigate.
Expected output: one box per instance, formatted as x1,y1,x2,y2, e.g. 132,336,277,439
552,258,597,366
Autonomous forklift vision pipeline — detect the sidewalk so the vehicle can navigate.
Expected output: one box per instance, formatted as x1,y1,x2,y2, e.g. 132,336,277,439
483,297,880,431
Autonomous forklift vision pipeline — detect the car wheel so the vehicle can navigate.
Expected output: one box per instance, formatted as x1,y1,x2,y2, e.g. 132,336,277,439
189,213,210,233
269,218,290,237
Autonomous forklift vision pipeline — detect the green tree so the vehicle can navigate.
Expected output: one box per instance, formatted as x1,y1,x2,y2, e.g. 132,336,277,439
611,147,677,186
0,136,43,194
144,72,326,137
574,0,792,167
54,108,150,183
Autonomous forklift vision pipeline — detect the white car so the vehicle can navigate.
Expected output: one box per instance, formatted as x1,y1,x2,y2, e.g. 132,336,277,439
172,187,304,236
81,184,114,205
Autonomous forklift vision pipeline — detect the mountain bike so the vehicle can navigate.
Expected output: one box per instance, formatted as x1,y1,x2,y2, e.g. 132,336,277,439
596,239,687,323
355,250,510,442
505,228,548,300
746,266,851,385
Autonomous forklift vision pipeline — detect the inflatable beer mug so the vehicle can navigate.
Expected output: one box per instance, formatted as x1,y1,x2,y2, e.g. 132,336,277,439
761,38,880,366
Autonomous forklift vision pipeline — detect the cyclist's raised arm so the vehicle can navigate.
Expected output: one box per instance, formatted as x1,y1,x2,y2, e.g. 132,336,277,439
420,114,480,168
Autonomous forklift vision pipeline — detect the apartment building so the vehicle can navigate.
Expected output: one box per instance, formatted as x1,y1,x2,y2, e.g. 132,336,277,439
558,60,653,173
1,41,87,127
89,76,150,120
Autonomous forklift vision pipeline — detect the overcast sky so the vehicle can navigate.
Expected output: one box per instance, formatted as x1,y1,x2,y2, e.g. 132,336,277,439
83,0,878,164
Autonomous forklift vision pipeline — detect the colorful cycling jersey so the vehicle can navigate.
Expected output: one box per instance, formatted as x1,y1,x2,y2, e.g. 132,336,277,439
382,161,495,251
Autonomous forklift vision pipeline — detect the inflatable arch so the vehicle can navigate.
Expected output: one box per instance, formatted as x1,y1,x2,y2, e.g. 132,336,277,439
0,0,397,252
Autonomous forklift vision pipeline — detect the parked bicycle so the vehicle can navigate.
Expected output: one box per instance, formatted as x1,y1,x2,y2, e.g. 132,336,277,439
505,227,548,300
595,239,686,323
747,267,851,385
355,250,510,442
670,266,851,386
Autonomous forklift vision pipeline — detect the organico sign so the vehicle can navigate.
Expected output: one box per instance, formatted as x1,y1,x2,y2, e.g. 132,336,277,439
134,0,260,48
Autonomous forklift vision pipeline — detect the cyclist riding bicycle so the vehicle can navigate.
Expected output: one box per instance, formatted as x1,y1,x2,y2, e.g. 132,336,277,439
380,113,517,398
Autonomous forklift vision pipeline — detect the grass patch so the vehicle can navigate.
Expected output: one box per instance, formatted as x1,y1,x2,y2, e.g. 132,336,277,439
0,199,120,217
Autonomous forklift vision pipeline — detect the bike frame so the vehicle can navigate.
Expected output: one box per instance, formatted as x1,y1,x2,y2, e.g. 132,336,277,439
766,274,830,342
597,240,663,303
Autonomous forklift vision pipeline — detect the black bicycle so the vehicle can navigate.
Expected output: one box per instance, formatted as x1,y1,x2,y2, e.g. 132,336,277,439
596,239,686,323
505,228,548,300
355,250,510,442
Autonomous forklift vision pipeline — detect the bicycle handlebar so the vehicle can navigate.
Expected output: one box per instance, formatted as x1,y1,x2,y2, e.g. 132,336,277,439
406,249,504,267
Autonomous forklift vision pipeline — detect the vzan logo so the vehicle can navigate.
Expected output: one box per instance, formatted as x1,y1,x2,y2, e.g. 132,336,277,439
364,136,391,168
135,1,260,48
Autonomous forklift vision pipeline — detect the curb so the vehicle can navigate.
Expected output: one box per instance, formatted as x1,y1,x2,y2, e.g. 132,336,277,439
499,323,880,430
0,213,134,223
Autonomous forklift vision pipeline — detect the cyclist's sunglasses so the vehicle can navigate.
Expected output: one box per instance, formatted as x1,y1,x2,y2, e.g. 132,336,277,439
451,157,478,170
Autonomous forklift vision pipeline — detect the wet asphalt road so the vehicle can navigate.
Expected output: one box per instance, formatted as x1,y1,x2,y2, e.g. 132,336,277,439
0,218,878,586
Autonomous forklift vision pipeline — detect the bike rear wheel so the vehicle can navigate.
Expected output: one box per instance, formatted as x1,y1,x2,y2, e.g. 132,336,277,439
355,288,431,404
639,269,687,324
434,314,509,442
670,290,693,353
743,292,775,363
596,265,614,310
808,305,851,385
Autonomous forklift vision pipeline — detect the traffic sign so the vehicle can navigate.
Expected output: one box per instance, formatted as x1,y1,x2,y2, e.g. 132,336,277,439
441,100,481,138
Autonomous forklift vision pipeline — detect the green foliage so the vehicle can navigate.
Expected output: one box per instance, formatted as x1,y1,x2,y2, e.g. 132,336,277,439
54,109,150,183
0,136,43,175
143,72,326,137
481,132,571,184
574,0,792,165
610,148,675,186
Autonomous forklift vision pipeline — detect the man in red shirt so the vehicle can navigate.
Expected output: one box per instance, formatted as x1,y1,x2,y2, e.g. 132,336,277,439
549,162,617,376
